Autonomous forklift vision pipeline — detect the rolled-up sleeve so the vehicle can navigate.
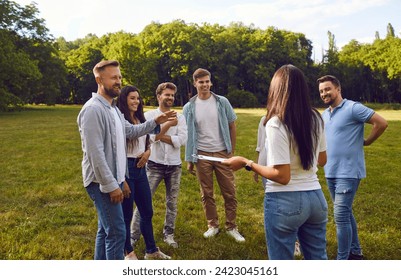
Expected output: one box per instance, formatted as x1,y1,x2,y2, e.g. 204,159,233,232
170,114,187,149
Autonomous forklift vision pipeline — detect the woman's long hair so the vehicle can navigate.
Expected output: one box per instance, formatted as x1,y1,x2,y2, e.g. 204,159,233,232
117,85,146,124
264,64,323,170
117,85,149,151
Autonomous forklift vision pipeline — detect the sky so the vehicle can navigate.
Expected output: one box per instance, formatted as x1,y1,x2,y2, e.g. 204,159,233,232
14,0,401,60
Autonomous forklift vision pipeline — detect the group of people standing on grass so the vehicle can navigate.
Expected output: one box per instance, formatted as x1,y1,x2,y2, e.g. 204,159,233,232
77,60,387,260
225,66,388,260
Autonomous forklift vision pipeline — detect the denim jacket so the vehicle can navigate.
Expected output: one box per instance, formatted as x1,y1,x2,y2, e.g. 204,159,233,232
77,93,160,193
182,92,236,162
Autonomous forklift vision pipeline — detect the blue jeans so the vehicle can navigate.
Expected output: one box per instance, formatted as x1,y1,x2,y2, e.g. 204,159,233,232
123,158,157,254
264,190,328,260
85,182,125,260
132,160,182,238
326,178,362,260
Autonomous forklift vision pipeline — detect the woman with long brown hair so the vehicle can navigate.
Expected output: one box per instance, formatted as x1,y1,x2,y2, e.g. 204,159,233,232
223,64,328,260
117,85,170,260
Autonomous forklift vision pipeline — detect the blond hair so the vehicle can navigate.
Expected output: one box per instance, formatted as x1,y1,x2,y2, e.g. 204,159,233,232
93,60,119,77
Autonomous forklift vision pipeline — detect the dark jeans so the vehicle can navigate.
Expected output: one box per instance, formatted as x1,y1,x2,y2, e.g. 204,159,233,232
132,160,182,238
122,158,157,254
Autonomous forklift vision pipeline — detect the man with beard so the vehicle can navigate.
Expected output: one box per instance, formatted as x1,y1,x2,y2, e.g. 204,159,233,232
131,82,187,248
317,75,387,260
77,60,176,260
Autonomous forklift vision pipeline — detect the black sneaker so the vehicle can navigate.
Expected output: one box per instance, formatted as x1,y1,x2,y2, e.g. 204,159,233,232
348,252,364,260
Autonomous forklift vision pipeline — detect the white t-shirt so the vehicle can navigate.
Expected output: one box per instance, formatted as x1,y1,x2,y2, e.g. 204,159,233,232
195,96,225,152
111,107,126,184
256,116,267,165
264,116,326,193
126,134,147,158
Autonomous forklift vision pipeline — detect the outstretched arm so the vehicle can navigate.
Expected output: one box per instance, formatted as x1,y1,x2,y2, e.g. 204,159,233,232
222,156,290,185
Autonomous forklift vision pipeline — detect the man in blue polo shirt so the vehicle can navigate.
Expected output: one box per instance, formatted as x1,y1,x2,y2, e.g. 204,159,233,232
317,75,388,260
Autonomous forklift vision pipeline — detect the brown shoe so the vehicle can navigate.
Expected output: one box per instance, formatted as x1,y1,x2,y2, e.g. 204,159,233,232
124,251,138,260
144,247,171,260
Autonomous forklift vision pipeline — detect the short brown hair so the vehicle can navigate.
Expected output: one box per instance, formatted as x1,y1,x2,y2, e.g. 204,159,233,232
192,68,211,81
316,75,341,88
93,60,119,77
155,82,177,96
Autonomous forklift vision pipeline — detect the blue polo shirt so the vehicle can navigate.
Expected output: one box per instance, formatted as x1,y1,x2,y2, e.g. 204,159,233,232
322,99,374,179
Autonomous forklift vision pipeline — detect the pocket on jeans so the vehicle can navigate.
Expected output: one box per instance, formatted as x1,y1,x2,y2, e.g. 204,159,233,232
86,182,98,201
270,192,302,216
315,190,328,212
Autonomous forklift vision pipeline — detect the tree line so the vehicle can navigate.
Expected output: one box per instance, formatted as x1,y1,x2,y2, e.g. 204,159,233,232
1,0,400,111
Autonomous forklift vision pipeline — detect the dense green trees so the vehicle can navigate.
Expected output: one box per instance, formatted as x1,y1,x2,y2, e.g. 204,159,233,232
1,1,400,111
0,0,67,110
323,23,401,104
55,21,316,107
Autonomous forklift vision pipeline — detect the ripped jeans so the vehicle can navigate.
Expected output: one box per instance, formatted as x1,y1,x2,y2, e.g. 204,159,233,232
326,178,362,260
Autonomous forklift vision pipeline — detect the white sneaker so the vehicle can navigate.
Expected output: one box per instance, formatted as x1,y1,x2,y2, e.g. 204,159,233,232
124,251,138,260
164,234,178,248
203,227,219,238
226,228,245,242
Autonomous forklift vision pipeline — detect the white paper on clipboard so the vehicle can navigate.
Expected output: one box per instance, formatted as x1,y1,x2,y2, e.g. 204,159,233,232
192,154,226,162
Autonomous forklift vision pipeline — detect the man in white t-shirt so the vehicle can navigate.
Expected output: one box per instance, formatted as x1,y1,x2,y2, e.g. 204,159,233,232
183,68,245,243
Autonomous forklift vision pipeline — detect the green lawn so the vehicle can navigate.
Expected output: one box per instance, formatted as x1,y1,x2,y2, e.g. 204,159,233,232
0,105,400,260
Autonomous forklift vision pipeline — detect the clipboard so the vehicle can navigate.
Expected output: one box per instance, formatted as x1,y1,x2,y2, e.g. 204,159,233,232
192,154,226,162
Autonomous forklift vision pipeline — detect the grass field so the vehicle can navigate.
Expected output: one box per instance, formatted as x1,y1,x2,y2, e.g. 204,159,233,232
0,105,400,260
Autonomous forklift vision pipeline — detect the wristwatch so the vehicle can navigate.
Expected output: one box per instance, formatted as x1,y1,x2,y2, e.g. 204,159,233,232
245,160,254,171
